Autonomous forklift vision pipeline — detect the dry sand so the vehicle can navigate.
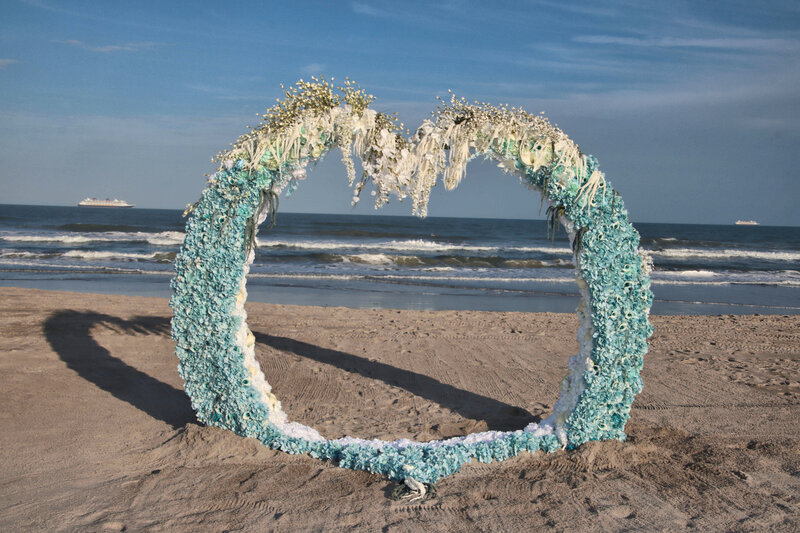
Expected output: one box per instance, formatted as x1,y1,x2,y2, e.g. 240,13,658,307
1,286,799,531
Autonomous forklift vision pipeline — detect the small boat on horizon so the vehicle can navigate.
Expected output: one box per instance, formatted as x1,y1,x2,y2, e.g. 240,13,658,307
78,197,135,208
735,220,759,226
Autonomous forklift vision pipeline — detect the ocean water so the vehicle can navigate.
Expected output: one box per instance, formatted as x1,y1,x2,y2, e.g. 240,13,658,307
1,204,798,315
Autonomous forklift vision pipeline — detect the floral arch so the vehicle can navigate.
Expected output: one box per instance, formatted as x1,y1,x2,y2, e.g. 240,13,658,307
170,79,653,490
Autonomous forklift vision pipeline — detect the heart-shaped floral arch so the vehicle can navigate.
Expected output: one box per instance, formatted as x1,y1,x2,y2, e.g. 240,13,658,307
170,79,653,487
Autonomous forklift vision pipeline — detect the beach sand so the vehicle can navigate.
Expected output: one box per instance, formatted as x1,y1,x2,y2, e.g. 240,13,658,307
0,286,798,531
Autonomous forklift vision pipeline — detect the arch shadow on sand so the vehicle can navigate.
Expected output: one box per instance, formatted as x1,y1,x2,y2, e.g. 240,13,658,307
43,310,194,430
254,332,536,431
42,310,536,432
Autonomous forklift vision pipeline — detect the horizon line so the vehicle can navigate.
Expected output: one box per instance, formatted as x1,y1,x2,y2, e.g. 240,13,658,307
0,202,789,227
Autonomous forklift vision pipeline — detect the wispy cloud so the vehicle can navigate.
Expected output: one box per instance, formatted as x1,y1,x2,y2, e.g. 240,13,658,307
516,63,800,119
17,0,66,14
300,62,326,76
55,39,162,53
351,2,389,17
528,0,618,18
513,45,641,75
574,35,798,52
0,59,18,69
187,84,266,102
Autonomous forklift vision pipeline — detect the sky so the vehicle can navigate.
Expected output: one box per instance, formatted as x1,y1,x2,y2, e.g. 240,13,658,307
1,0,799,225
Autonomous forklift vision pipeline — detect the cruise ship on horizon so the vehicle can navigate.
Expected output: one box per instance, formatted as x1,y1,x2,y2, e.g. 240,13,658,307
78,197,135,208
735,220,759,225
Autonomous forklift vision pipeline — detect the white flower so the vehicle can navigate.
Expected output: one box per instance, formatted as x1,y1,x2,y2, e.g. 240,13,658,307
520,141,550,170
377,128,396,157
355,109,377,134
414,119,436,140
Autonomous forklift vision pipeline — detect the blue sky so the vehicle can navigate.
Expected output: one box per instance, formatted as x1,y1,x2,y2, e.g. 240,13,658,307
1,0,799,225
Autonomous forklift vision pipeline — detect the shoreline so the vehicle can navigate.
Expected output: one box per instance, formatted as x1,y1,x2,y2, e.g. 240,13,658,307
1,286,798,530
2,279,797,316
